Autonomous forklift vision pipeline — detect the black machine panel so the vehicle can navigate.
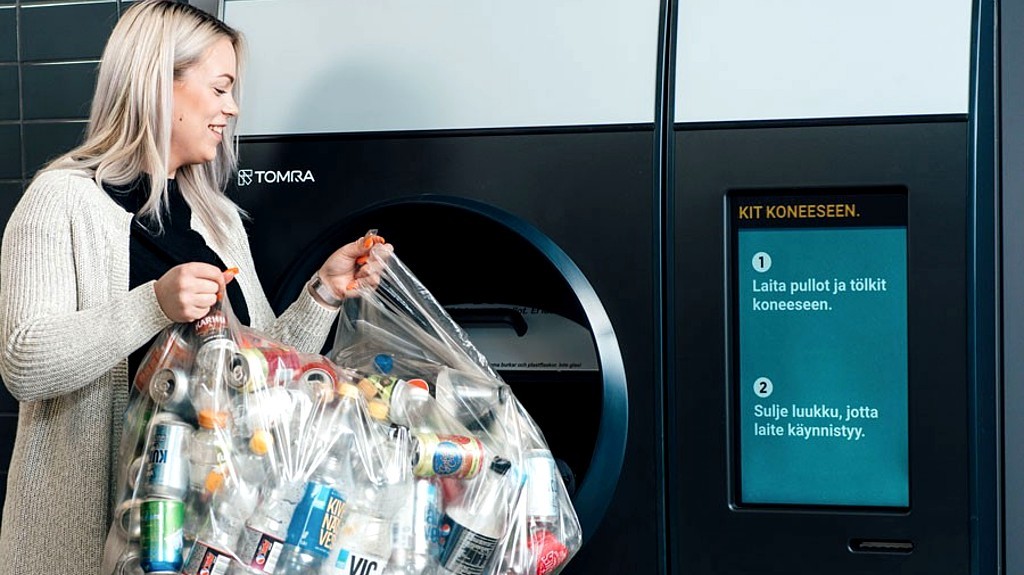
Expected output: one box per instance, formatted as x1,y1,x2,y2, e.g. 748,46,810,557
670,121,970,574
232,128,661,574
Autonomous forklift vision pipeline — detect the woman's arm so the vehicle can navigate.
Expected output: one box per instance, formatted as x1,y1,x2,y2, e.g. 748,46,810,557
0,172,172,402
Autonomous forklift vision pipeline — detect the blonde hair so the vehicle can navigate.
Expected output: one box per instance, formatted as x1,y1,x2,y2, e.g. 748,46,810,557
45,0,245,249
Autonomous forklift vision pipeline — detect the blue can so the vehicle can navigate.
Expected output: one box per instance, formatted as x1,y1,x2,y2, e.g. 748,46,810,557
139,498,184,574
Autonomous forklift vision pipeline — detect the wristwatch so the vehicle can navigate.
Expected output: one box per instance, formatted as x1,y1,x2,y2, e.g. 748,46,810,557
308,272,344,309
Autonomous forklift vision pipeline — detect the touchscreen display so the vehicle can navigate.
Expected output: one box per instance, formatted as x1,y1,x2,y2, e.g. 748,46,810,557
731,189,909,508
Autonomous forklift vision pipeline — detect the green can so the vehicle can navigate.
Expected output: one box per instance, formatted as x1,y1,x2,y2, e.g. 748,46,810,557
139,498,184,573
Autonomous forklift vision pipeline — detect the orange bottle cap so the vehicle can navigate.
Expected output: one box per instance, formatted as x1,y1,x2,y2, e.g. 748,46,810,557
250,429,273,456
197,409,229,429
205,468,227,493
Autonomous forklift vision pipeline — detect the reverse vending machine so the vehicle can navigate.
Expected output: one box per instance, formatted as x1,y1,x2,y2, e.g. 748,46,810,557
668,1,1000,574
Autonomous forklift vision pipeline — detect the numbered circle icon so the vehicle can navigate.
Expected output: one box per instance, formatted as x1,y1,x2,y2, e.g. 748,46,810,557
753,377,773,398
752,252,772,273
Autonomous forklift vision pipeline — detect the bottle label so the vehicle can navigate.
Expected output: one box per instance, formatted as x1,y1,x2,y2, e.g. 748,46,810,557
436,513,499,575
334,549,389,575
182,541,232,575
286,482,346,558
237,526,285,573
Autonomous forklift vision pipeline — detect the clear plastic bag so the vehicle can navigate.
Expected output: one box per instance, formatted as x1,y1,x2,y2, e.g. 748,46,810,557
332,234,583,575
101,290,412,575
101,229,580,575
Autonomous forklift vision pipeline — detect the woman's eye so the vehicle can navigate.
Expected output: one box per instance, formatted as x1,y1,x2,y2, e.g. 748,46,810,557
214,88,227,95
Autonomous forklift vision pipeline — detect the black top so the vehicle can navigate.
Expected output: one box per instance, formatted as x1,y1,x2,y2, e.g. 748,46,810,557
104,177,250,384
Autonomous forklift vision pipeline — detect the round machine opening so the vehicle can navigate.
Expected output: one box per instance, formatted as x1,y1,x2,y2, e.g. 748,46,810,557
271,195,628,542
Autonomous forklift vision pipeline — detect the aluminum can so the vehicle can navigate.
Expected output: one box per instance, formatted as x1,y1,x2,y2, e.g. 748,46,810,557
115,498,142,541
235,346,305,391
194,338,240,379
149,368,194,421
126,455,145,493
114,543,144,575
264,347,304,383
412,433,484,480
525,449,560,522
139,498,185,574
141,415,191,499
235,347,270,391
135,331,192,394
299,358,336,403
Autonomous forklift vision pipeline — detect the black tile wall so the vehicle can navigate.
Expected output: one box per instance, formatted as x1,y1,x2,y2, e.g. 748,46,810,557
0,124,20,180
23,63,97,120
0,65,17,121
20,2,117,63
0,180,22,234
0,8,15,63
24,121,85,176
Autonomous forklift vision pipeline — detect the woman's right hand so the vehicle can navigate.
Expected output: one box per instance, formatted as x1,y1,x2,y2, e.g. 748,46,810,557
153,263,236,322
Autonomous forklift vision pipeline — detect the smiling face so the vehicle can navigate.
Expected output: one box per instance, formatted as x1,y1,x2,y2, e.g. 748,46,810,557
168,37,238,177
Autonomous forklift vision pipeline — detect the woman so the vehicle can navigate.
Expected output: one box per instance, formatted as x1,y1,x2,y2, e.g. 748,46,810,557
0,2,385,573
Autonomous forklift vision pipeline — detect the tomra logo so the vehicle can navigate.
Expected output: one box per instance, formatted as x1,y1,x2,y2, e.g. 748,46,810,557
236,168,316,186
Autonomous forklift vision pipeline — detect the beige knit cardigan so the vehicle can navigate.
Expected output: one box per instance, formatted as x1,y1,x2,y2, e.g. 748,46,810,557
0,168,338,575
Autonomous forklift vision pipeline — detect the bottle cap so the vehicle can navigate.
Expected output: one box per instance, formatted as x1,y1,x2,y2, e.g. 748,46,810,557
198,409,229,429
249,429,273,455
367,398,390,421
205,467,227,493
338,382,361,399
490,456,512,475
357,377,379,399
388,423,409,440
405,378,430,393
373,354,394,374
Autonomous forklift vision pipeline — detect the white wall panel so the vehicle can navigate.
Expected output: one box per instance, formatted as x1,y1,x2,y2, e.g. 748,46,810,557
675,0,973,122
224,0,660,135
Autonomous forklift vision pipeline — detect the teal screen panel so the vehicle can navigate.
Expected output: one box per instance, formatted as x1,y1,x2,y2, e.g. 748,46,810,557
731,191,909,508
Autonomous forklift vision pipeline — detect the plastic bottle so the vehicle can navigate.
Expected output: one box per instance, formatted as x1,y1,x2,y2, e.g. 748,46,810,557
388,379,470,437
436,457,519,575
229,480,305,575
273,454,349,575
521,449,569,575
324,426,412,575
386,477,444,575
234,428,274,488
181,489,255,575
185,409,232,540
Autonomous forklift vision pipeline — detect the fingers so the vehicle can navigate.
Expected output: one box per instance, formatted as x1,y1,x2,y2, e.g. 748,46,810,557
346,243,392,293
154,263,235,323
316,232,393,300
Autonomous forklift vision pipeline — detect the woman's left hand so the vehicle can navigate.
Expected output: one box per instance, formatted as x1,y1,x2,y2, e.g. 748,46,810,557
316,232,393,300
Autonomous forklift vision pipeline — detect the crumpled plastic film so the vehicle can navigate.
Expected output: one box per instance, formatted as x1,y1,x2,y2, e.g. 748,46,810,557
332,233,583,575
